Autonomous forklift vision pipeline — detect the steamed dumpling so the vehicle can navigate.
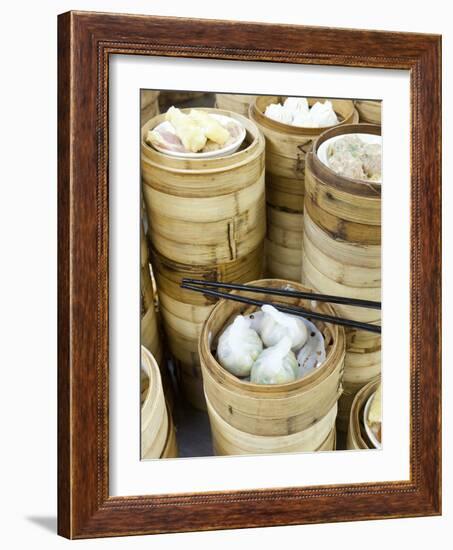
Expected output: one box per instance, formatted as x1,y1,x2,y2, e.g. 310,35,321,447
296,317,326,376
189,109,230,145
166,106,207,152
251,336,298,385
308,100,338,127
327,135,382,182
259,305,308,351
264,103,293,124
283,97,309,113
217,315,263,377
361,143,382,180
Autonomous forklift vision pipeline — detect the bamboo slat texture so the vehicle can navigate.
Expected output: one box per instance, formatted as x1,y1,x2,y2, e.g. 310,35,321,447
250,96,358,281
140,90,160,127
141,108,266,408
215,93,257,116
346,376,381,450
302,123,382,434
200,279,345,454
354,100,381,124
141,346,178,459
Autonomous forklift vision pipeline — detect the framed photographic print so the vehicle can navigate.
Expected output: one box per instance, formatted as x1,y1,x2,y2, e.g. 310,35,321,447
58,11,441,539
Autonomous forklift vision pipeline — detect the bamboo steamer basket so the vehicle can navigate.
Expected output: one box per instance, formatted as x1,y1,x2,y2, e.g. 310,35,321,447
200,279,345,439
152,245,264,410
141,108,266,266
250,96,358,281
215,94,257,116
347,376,381,450
354,100,381,125
159,91,208,111
141,347,176,459
160,407,179,458
140,224,164,366
141,91,160,127
302,123,382,433
207,397,338,456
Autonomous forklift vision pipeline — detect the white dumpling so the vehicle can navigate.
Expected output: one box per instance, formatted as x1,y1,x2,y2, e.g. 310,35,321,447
308,101,338,127
292,111,313,127
251,336,298,385
283,97,309,113
259,305,308,351
188,109,230,145
244,310,264,333
264,103,293,124
296,317,326,377
216,315,263,377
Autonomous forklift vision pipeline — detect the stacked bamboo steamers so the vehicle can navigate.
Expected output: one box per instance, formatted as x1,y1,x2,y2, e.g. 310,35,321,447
200,279,345,454
302,121,381,433
141,94,382,456
141,108,266,410
249,96,359,281
141,346,178,459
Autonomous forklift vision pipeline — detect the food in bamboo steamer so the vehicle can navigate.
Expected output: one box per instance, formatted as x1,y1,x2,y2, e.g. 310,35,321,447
301,122,381,434
249,96,358,281
142,108,266,409
140,91,160,127
347,376,381,450
354,100,381,124
141,108,266,266
199,279,345,455
215,94,257,117
141,346,178,459
151,245,264,410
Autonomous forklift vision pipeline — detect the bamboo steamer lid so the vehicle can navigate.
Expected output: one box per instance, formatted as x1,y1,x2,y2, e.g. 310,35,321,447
141,108,266,266
200,279,345,437
347,376,381,449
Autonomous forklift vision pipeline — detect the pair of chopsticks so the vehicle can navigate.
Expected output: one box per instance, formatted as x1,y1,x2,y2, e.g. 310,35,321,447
180,279,381,334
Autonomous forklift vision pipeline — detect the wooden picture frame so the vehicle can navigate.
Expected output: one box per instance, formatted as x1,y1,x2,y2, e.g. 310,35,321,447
58,11,442,539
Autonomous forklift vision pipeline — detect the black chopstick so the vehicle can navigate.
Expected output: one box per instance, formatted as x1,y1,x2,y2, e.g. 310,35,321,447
181,278,381,310
180,283,381,334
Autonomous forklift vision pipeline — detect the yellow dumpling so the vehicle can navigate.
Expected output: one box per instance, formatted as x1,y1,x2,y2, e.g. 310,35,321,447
189,109,230,146
166,106,207,153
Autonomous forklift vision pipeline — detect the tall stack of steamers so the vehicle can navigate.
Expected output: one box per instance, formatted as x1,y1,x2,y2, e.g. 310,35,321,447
141,93,381,447
141,108,266,410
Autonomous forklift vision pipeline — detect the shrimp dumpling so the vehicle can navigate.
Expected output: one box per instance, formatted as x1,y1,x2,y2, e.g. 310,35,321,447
217,315,263,377
259,304,308,351
308,100,338,127
264,103,293,124
251,336,298,385
283,96,309,113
